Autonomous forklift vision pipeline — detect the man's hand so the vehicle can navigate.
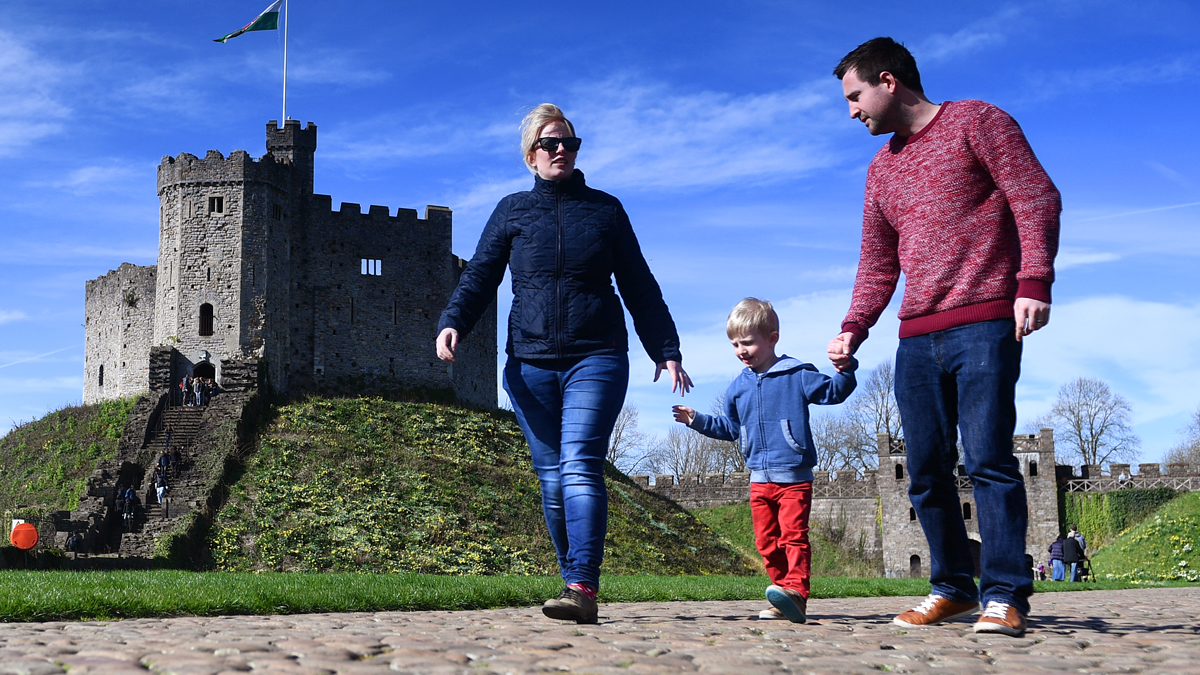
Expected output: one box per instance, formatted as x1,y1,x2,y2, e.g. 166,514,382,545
827,332,857,371
672,405,696,425
654,360,693,396
435,327,458,362
1014,298,1051,342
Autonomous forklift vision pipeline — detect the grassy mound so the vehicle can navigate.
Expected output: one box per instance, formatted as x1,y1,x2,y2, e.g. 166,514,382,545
1090,490,1200,582
0,398,136,513
693,502,882,577
208,397,755,576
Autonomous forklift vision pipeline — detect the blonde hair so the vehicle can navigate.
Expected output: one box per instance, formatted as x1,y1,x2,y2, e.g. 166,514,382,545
726,298,779,338
519,103,576,175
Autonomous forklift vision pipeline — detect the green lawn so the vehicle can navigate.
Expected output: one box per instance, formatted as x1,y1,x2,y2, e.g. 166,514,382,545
0,571,1188,622
1091,491,1200,582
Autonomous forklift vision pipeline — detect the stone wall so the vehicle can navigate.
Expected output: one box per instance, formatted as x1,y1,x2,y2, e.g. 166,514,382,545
84,264,157,403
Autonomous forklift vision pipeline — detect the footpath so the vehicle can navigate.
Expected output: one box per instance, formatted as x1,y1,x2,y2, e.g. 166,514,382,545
1,588,1197,674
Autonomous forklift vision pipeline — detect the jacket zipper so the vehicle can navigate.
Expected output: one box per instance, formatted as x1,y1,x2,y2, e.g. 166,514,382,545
555,187,565,359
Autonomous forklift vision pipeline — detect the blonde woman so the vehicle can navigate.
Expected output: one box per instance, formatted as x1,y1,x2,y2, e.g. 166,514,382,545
437,104,691,624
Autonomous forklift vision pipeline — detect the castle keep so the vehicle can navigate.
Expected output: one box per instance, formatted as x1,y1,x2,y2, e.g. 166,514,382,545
84,121,496,406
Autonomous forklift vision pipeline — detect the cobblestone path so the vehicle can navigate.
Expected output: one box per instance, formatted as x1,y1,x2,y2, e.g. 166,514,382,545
1,588,1198,674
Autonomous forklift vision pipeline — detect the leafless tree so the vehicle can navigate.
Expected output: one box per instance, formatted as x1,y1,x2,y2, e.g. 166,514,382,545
813,360,900,473
706,394,745,474
1044,377,1140,467
607,404,654,475
1164,404,1200,464
649,395,745,476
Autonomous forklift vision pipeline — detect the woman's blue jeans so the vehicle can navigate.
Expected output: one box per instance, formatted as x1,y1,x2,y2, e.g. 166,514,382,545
1051,558,1065,581
503,354,628,589
895,319,1033,615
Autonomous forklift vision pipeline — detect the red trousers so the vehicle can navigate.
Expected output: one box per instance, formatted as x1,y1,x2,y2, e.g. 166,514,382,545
750,481,812,598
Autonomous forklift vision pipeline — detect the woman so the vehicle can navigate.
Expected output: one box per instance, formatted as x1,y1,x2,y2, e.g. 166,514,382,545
436,103,691,624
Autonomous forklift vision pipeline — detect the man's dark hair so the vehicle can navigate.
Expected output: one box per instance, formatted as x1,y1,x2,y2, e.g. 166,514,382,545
833,37,924,95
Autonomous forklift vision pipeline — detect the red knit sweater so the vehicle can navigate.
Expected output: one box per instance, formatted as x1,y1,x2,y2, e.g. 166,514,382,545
842,100,1061,343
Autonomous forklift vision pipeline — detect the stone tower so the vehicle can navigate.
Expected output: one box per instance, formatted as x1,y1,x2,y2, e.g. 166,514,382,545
876,430,1058,578
85,121,497,407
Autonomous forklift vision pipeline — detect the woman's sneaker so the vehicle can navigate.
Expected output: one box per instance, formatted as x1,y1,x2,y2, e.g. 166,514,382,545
973,601,1027,637
542,586,598,624
893,594,980,628
765,585,807,623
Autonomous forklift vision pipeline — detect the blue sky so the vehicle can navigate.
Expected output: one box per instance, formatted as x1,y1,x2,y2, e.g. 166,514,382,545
1,1,1198,463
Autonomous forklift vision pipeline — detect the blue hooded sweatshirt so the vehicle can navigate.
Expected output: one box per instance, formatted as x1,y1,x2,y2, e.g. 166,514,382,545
688,355,857,483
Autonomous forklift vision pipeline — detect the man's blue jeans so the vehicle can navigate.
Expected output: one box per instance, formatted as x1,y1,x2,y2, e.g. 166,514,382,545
895,319,1032,615
503,354,628,589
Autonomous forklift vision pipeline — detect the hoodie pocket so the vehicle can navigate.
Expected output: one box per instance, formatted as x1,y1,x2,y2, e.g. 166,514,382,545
780,419,804,451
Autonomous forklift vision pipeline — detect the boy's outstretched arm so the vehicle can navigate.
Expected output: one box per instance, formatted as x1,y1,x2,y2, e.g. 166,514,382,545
803,357,859,405
673,400,740,442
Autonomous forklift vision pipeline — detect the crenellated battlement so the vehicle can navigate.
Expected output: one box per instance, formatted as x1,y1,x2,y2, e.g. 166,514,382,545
157,149,290,193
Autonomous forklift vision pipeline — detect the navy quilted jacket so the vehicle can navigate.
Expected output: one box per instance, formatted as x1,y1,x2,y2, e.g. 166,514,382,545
438,170,682,363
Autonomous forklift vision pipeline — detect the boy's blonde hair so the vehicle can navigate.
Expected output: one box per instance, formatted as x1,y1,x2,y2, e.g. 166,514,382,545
519,103,576,175
726,298,779,338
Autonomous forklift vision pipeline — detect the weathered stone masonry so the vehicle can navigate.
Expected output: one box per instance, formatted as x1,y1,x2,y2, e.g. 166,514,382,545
84,121,497,407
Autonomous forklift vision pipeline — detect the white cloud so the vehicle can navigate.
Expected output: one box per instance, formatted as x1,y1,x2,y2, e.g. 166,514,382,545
0,310,27,325
1056,247,1120,270
916,7,1022,62
0,30,70,155
26,162,143,196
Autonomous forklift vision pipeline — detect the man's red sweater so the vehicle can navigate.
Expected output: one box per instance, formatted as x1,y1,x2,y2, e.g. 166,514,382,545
842,99,1061,343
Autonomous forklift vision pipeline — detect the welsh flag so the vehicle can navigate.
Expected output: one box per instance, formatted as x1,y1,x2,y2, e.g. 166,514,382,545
214,0,282,43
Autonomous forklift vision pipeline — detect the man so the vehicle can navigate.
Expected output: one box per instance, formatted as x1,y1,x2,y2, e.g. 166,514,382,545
828,37,1060,637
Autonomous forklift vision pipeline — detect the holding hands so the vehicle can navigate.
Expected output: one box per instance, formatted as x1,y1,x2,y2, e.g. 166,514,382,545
826,332,857,372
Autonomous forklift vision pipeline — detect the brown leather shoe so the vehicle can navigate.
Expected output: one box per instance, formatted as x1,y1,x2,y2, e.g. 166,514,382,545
542,587,598,624
973,601,1027,637
893,594,980,628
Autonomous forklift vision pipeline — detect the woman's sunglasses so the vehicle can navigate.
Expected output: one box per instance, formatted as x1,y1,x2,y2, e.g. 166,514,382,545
535,136,582,153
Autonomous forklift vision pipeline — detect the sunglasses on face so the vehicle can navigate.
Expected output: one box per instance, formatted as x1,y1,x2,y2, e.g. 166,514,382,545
535,136,582,153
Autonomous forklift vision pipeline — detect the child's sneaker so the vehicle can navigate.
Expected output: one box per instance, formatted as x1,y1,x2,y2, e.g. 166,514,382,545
973,601,1027,637
758,606,786,620
893,594,979,628
765,584,807,623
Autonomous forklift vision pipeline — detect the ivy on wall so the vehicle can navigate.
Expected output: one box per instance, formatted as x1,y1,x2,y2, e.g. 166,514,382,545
1061,487,1180,551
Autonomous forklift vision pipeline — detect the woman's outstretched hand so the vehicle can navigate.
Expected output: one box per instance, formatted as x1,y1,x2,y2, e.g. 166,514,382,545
436,327,459,362
654,360,693,396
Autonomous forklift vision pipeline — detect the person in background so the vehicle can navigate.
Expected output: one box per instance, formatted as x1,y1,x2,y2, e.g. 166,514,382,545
1047,534,1066,581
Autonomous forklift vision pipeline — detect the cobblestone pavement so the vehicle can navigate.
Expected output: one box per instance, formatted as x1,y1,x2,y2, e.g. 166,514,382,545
1,588,1198,674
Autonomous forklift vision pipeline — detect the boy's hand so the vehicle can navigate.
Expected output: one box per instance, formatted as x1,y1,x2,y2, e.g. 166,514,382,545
672,405,695,425
827,332,856,370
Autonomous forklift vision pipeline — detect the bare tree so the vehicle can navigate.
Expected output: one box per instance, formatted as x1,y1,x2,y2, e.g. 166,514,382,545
706,394,745,474
1044,377,1140,467
650,394,745,476
812,360,900,473
1164,404,1200,464
607,404,654,475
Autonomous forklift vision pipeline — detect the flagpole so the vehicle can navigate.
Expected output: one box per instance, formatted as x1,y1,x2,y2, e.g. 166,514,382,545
282,0,289,122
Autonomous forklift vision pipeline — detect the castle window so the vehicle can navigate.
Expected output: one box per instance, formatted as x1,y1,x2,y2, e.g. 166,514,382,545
962,502,972,520
909,507,916,521
98,365,104,386
349,298,355,324
1029,460,1038,477
271,204,283,221
392,300,398,325
208,196,224,214
199,303,214,336
361,259,382,276
895,463,904,480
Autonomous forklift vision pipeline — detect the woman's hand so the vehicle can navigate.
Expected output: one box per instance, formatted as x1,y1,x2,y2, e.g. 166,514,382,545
654,360,693,396
436,327,459,362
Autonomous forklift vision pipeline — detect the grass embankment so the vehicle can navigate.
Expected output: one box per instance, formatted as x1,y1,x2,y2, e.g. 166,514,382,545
693,502,881,577
208,397,754,576
0,398,135,514
0,571,1184,622
1090,490,1200,582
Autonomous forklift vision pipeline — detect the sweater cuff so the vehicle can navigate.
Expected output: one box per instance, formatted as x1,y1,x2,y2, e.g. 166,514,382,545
840,322,868,348
1017,279,1052,303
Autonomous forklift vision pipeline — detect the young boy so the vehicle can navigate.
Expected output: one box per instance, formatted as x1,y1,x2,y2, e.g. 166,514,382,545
673,298,857,623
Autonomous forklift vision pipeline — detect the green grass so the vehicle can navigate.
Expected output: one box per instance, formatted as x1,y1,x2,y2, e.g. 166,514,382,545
1090,490,1200,582
208,397,753,576
0,398,136,514
693,502,882,577
0,570,1185,622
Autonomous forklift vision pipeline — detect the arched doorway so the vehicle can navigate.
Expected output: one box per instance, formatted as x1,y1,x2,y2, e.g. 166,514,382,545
909,554,921,578
193,362,216,380
969,539,982,578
